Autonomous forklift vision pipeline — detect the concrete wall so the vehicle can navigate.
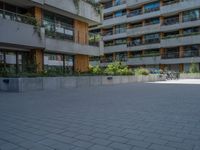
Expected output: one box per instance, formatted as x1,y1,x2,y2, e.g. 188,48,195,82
161,34,200,47
0,18,45,49
31,0,101,25
104,44,127,53
0,75,164,92
45,38,101,56
180,73,200,79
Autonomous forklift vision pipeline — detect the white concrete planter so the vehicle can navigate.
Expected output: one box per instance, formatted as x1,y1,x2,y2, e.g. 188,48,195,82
0,75,163,92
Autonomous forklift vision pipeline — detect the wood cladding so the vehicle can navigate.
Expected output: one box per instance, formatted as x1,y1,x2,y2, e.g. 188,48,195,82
74,55,89,72
35,49,43,72
74,20,89,45
74,20,90,72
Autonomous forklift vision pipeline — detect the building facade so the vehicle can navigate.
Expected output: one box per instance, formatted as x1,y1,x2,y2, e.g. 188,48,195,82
90,0,200,72
0,0,102,74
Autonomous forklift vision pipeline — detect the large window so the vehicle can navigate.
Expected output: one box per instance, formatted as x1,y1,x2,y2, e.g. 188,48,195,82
0,50,32,75
44,53,74,73
144,2,160,13
115,24,126,34
43,11,74,40
183,9,200,22
144,33,160,44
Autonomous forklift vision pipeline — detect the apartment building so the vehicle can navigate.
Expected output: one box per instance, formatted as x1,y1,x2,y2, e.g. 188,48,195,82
90,0,200,72
0,0,102,74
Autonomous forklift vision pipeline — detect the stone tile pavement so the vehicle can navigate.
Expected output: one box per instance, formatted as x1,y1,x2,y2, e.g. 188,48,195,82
0,83,200,150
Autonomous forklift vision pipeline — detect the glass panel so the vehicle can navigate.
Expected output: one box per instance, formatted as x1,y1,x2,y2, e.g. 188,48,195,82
5,52,16,74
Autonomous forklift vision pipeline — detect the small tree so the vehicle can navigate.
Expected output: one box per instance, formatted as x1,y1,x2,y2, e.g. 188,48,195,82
189,62,199,73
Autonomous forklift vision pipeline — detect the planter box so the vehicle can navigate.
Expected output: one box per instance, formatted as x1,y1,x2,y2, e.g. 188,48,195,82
0,75,163,92
180,73,200,79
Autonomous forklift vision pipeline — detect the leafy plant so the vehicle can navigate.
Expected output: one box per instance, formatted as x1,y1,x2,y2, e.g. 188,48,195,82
189,62,199,73
134,67,150,76
104,62,134,75
89,65,102,75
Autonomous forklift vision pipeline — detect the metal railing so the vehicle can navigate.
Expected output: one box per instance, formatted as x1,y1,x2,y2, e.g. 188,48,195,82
0,9,37,26
163,17,179,25
128,39,160,47
161,51,200,59
162,31,200,39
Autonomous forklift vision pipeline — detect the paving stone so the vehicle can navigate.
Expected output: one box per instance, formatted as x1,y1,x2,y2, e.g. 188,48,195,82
1,83,200,150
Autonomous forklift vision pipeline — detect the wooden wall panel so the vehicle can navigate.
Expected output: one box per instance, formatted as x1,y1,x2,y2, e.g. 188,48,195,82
74,20,88,44
74,55,89,72
74,20,90,72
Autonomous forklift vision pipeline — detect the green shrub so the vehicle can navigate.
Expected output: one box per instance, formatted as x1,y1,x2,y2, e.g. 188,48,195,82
104,62,134,75
134,67,149,76
189,62,199,73
89,65,102,75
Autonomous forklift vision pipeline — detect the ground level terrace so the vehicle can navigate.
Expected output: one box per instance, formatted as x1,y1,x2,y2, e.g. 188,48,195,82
0,82,200,150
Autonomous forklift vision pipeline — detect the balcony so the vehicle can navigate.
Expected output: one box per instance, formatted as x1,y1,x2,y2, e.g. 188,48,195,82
127,0,155,7
103,29,127,41
104,3,126,14
104,44,127,53
127,10,160,23
128,55,161,65
36,0,101,25
103,15,127,27
127,24,160,36
45,37,101,56
161,51,200,64
128,40,161,51
161,18,200,32
161,33,200,47
0,9,45,49
161,0,200,15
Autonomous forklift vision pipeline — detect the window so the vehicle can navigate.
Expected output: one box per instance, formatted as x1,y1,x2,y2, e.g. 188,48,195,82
145,17,160,25
115,52,127,61
115,24,126,34
114,10,126,17
183,27,200,35
43,11,74,40
144,2,160,13
183,9,200,22
163,15,179,25
164,31,179,38
114,38,127,45
144,33,160,44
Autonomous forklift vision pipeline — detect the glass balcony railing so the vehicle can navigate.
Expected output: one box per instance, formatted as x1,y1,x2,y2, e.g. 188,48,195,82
161,50,200,59
43,20,74,41
128,39,160,47
0,9,37,26
162,31,200,39
163,17,179,25
127,9,142,18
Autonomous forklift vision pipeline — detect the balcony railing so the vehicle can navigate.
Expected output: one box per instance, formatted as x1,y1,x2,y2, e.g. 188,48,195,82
128,39,160,47
161,50,200,59
0,9,37,26
161,52,180,59
104,0,126,9
163,17,179,25
162,31,200,39
43,20,74,41
129,53,160,58
102,28,126,36
127,9,142,17
162,0,179,6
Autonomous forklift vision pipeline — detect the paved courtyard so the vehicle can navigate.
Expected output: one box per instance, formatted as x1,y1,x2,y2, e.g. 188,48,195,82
0,82,200,150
